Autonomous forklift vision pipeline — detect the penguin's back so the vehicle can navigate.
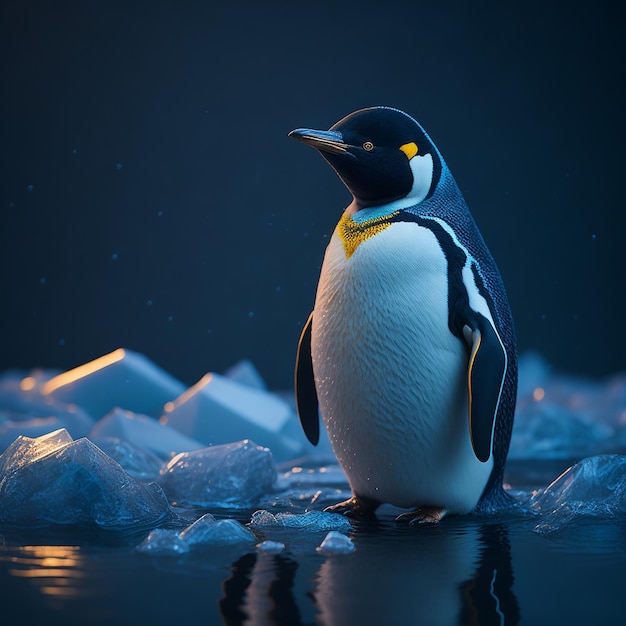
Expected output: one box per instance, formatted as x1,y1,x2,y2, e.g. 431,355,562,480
407,168,518,508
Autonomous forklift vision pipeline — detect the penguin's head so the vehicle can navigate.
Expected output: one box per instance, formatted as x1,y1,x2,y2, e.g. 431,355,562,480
289,106,442,210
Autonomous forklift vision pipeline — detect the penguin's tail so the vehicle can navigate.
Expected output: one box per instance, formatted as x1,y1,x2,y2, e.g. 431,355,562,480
474,483,517,515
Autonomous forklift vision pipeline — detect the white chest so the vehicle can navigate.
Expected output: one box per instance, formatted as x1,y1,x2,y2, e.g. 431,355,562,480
311,220,493,512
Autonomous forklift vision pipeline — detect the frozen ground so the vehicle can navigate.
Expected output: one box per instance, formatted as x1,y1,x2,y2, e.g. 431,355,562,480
0,348,625,547
0,349,625,626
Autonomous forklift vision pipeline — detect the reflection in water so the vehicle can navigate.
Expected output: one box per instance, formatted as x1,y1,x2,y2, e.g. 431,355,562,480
218,521,519,626
220,552,306,626
1,545,86,600
220,553,256,625
459,524,520,625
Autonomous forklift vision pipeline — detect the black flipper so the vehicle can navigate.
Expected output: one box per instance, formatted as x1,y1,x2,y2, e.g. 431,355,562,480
294,312,320,445
462,314,507,463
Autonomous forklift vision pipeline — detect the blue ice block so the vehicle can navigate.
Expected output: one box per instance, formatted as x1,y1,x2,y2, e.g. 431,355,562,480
161,372,302,461
90,407,204,459
41,348,186,419
158,439,277,508
0,429,171,529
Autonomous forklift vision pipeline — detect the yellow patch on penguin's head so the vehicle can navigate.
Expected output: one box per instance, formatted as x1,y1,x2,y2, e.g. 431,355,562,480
399,142,418,160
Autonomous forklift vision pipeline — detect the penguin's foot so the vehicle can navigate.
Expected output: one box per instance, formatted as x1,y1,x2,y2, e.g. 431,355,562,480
324,495,379,517
395,506,448,525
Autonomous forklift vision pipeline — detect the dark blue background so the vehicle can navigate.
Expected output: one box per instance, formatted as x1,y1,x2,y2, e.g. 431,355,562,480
1,1,623,388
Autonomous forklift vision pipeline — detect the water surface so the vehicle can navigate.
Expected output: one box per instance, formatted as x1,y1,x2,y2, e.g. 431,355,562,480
1,459,624,625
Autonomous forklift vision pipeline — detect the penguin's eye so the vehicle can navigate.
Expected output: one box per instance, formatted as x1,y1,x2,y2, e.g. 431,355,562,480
362,141,374,152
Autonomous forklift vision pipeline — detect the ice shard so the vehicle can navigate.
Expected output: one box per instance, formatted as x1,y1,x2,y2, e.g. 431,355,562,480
0,428,73,476
135,514,257,555
256,540,285,553
41,348,186,419
223,359,268,390
160,372,303,461
0,430,171,529
89,436,164,480
179,514,257,546
249,509,352,532
158,439,277,507
90,408,204,459
136,529,190,556
532,454,626,533
316,531,355,555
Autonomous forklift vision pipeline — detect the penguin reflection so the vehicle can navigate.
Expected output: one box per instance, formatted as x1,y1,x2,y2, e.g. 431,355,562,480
219,552,312,626
458,523,519,626
218,521,519,626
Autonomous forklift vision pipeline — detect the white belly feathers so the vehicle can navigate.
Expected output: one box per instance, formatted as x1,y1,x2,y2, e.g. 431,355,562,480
311,218,493,513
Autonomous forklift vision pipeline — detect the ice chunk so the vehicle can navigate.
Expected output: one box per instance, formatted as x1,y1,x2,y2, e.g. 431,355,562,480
180,511,216,529
158,439,277,507
41,349,186,419
256,540,285,554
274,510,351,531
160,373,302,461
223,359,267,390
136,515,256,554
532,455,626,534
249,509,352,532
249,509,280,526
316,531,355,555
136,529,190,556
0,428,73,476
0,431,171,529
90,408,204,459
90,436,164,480
179,514,256,546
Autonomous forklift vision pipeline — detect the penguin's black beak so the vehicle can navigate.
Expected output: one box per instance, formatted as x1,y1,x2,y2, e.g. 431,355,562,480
288,128,351,155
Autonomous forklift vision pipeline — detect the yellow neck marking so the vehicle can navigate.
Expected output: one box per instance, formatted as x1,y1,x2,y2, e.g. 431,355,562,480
337,210,400,258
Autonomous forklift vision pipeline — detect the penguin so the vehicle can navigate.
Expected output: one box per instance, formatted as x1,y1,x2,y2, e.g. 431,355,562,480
290,106,518,524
